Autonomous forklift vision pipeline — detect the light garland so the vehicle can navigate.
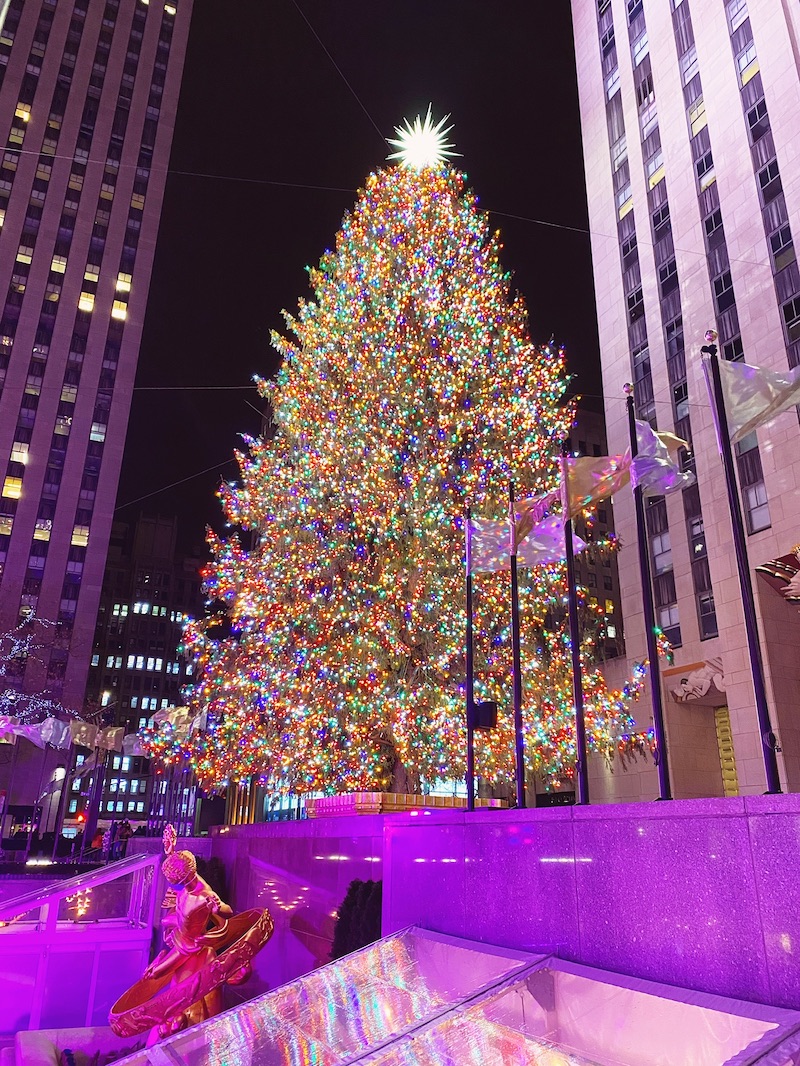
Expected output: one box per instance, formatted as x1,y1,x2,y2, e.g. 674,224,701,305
143,158,657,795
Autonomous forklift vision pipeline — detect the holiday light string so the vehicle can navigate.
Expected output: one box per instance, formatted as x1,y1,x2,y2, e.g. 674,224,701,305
141,157,665,796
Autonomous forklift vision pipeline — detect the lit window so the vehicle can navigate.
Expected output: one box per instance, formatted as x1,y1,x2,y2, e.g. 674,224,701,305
130,193,145,211
130,779,139,794
737,42,758,85
72,780,81,792
106,655,115,668
688,97,706,136
51,255,67,273
101,691,112,707
122,757,130,772
91,654,100,667
165,3,177,13
137,802,145,812
138,717,146,728
11,441,28,464
0,516,13,535
84,265,100,282
116,272,132,293
2,476,22,499
68,799,78,813
146,657,155,671
110,778,118,792
116,801,123,812
106,801,115,812
113,756,121,770
71,526,89,546
90,422,106,442
128,801,136,812
111,300,127,321
155,657,163,671
78,292,95,312
34,520,51,541
127,655,135,668
119,779,128,793
607,624,617,638
136,655,144,669
16,245,34,264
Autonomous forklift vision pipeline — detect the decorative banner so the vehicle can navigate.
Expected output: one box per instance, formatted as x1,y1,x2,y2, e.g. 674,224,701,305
97,725,125,752
153,706,193,738
13,722,47,749
39,717,71,749
70,720,99,748
470,514,586,574
716,357,800,443
122,733,146,757
631,420,694,497
563,454,632,518
511,490,559,545
0,717,17,746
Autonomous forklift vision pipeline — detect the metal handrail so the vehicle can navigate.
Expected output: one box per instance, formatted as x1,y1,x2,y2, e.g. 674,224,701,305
0,851,160,921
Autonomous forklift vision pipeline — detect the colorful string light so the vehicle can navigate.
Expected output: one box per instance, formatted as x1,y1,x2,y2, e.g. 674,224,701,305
143,161,656,796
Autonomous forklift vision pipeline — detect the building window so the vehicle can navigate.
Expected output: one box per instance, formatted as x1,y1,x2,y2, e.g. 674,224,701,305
770,224,795,272
704,207,723,241
757,160,781,205
627,287,644,321
737,435,770,533
726,0,748,31
736,42,758,85
650,531,672,574
713,271,735,312
695,150,714,187
679,45,698,85
747,98,769,142
782,296,800,343
698,592,718,639
659,258,678,295
723,335,744,362
688,96,707,136
2,476,22,499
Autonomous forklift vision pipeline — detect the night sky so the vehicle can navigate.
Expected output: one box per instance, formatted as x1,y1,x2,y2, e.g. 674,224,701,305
115,0,601,552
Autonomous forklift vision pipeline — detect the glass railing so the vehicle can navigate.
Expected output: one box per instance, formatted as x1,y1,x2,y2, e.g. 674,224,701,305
0,852,160,1036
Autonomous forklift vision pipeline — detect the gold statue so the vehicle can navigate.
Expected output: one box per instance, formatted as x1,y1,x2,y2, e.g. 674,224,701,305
110,826,274,1044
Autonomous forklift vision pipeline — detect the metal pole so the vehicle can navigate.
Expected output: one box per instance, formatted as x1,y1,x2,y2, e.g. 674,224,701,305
509,481,526,808
702,340,782,793
465,507,476,812
561,448,589,805
625,389,672,800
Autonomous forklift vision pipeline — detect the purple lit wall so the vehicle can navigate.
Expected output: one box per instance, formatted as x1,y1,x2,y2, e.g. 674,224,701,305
193,795,800,1010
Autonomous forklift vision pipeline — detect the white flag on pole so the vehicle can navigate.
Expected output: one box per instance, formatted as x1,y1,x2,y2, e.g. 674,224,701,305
631,420,694,496
716,358,800,443
470,514,586,573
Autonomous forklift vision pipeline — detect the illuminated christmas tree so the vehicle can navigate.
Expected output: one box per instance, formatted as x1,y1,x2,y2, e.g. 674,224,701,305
147,113,651,796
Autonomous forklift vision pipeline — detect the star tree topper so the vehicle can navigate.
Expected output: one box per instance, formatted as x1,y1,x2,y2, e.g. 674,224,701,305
386,106,460,169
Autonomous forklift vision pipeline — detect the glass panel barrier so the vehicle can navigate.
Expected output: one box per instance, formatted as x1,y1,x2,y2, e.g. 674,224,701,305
117,928,539,1065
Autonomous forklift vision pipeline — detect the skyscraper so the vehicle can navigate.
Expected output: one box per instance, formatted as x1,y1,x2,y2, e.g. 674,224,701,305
571,0,800,797
0,0,193,715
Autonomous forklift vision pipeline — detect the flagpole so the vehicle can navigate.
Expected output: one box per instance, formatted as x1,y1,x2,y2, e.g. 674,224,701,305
509,481,526,808
465,507,476,812
561,446,589,805
625,387,672,800
701,332,782,794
